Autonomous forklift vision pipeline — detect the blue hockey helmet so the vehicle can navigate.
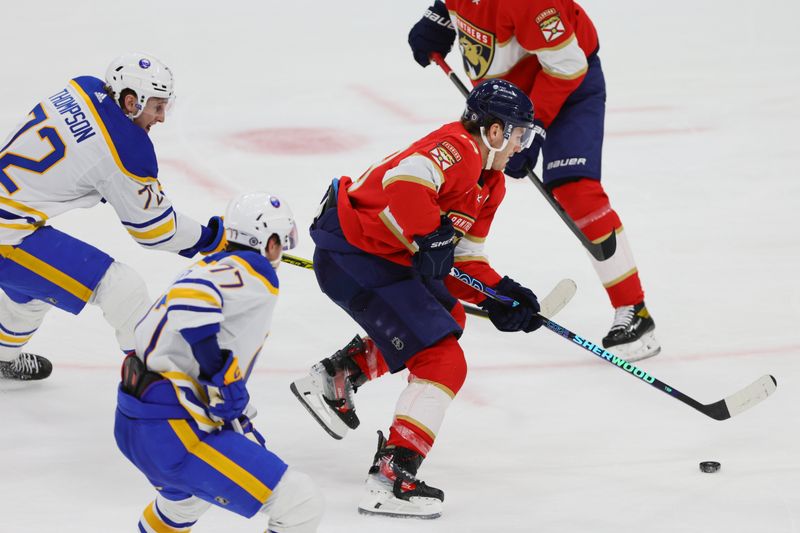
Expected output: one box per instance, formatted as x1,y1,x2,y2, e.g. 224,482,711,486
463,79,536,151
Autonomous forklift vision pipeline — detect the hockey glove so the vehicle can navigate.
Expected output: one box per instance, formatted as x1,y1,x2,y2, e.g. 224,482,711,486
199,215,227,255
178,216,227,258
504,121,547,179
202,350,250,422
408,0,456,67
412,216,456,280
482,276,544,333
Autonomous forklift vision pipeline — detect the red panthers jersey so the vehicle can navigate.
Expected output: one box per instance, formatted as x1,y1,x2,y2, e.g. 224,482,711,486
337,121,504,303
445,0,598,127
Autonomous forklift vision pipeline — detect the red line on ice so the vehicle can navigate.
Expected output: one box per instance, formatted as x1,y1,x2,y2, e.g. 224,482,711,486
160,158,236,197
349,84,428,124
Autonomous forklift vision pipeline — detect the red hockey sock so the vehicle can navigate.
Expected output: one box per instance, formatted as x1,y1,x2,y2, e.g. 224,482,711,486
552,179,644,307
351,337,389,381
551,178,620,241
387,335,466,456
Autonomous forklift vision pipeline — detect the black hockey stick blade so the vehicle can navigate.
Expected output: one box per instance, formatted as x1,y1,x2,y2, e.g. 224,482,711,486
525,169,617,261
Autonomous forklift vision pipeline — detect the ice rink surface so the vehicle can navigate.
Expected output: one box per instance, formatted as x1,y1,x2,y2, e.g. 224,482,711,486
1,1,799,531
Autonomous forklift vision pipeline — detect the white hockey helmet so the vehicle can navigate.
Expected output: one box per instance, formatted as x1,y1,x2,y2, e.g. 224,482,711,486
224,192,298,259
105,52,175,118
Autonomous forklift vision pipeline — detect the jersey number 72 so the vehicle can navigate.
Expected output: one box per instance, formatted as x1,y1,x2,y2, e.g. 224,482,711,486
0,104,67,195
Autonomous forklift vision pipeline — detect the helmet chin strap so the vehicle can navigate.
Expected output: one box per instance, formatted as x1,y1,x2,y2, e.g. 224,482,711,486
479,127,509,170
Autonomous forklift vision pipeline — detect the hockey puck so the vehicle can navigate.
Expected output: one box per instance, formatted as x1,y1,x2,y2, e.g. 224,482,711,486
699,461,721,473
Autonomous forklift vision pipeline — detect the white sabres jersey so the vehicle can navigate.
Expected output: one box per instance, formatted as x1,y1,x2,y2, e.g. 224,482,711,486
0,75,201,250
134,250,280,432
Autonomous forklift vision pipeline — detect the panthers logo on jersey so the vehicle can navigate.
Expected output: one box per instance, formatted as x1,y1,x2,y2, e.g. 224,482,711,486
455,16,495,80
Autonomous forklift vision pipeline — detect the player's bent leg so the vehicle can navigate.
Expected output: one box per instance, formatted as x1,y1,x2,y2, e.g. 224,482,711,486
291,335,387,439
0,293,52,380
260,468,324,533
358,335,465,519
88,261,151,353
551,178,660,361
138,492,210,532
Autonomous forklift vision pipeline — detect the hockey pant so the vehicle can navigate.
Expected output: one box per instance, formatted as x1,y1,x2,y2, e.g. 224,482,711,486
0,226,150,360
116,385,323,532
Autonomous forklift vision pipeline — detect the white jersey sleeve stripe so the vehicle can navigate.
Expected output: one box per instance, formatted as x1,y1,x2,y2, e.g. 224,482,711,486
454,236,488,262
536,35,589,79
382,154,444,192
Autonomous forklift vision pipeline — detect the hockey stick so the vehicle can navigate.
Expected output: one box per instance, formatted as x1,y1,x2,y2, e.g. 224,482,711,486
429,53,617,262
449,268,778,421
280,254,575,320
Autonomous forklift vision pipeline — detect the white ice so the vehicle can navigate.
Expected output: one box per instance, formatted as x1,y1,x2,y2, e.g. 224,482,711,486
1,1,799,532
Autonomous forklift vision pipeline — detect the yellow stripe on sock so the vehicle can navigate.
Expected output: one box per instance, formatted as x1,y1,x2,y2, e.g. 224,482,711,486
141,501,190,533
168,420,272,503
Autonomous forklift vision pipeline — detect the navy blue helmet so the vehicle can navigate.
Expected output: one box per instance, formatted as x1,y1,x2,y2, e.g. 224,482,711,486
463,79,535,148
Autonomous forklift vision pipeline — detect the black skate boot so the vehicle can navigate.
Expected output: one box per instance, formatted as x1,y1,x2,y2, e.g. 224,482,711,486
602,301,660,362
358,431,444,519
0,353,53,381
290,336,368,439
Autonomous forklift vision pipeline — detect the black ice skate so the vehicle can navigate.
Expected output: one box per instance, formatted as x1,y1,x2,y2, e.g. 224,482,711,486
0,353,53,381
602,302,661,362
290,336,368,440
358,431,444,519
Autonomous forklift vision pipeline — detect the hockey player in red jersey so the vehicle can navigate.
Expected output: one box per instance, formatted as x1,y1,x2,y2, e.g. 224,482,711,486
408,0,660,361
291,80,542,518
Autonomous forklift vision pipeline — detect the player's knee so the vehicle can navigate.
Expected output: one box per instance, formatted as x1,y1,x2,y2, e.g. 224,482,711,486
89,261,150,346
407,335,467,395
262,468,324,533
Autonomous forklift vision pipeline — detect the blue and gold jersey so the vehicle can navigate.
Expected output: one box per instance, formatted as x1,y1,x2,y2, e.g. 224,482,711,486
0,76,202,251
134,250,280,432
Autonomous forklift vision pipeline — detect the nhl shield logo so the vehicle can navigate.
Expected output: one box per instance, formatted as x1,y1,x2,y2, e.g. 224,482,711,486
455,16,495,80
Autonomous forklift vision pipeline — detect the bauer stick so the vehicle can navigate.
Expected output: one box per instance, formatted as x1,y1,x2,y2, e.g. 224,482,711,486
448,267,778,421
280,254,576,320
428,53,617,262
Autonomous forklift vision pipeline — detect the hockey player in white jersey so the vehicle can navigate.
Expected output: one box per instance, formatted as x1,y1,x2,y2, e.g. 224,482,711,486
0,53,226,380
114,192,323,532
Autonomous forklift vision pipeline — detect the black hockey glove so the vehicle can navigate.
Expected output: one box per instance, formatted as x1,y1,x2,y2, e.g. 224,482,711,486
408,0,457,67
504,121,547,179
412,216,456,279
482,276,543,333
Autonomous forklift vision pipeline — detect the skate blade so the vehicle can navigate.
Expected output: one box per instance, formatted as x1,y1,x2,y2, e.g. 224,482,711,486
609,330,661,362
358,491,442,520
290,376,349,440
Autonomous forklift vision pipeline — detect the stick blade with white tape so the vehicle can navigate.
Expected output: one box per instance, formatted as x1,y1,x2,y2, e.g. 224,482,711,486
701,374,778,421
